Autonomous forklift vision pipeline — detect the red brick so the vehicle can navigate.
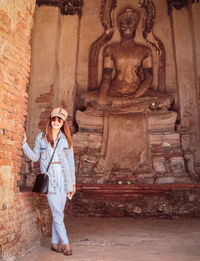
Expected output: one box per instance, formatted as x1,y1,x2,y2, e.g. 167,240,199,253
0,151,11,159
0,158,12,166
0,2,37,258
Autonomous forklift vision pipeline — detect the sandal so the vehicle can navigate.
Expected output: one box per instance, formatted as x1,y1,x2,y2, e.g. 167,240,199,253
63,244,72,256
51,244,63,253
63,249,72,256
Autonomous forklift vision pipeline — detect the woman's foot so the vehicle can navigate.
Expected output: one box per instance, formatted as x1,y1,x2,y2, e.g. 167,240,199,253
63,243,72,256
51,243,63,253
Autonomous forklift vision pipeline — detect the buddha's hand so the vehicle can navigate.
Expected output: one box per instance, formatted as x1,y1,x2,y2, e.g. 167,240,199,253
97,95,112,107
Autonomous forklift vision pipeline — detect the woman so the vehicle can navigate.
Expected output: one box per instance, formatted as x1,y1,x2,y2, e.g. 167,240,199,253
22,107,76,256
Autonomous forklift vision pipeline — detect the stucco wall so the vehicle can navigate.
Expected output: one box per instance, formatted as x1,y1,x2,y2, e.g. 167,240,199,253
27,5,79,146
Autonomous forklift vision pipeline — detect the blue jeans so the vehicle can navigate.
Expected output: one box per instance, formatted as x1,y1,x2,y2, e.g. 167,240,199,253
47,189,69,245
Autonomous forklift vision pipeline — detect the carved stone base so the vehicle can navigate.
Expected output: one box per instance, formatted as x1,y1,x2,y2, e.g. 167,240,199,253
74,106,191,184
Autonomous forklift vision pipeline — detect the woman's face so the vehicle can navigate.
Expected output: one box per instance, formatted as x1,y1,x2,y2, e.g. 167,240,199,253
51,116,64,130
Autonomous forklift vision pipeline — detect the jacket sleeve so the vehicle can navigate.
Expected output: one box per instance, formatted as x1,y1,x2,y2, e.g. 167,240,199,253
22,133,42,162
67,147,76,184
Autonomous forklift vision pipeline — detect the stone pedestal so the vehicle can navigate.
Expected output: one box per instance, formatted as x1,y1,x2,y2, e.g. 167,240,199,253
74,104,191,184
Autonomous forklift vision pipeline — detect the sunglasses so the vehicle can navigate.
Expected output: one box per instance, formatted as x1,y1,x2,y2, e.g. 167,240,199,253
51,116,63,123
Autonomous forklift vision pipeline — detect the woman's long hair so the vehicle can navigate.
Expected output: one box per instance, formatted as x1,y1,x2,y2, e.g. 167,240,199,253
43,117,72,148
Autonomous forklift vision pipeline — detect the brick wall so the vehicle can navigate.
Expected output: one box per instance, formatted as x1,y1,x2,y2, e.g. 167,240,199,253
0,1,37,260
0,194,38,260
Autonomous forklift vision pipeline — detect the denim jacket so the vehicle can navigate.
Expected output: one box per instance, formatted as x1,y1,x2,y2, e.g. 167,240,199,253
22,131,75,194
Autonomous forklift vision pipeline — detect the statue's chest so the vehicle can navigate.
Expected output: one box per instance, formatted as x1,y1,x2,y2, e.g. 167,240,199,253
114,46,143,67
116,55,142,69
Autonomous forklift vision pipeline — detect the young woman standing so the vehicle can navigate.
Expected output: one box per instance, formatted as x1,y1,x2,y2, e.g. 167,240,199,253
22,107,76,256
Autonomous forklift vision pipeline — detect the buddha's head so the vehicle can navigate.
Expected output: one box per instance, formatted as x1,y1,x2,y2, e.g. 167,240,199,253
117,8,140,39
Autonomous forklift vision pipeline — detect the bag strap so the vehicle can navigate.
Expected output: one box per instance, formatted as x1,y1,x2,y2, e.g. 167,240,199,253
46,138,60,173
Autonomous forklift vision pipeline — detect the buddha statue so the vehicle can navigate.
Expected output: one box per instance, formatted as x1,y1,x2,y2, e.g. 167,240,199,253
79,7,172,112
75,7,181,182
99,8,152,100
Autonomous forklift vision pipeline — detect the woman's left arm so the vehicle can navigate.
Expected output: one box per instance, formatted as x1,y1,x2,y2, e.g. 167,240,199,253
67,146,76,195
67,147,76,184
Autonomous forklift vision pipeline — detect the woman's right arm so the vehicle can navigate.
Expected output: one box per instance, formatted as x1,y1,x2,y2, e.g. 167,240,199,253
22,133,41,162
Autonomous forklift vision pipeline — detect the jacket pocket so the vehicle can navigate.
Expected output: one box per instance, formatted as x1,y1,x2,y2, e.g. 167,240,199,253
63,147,68,156
40,147,47,160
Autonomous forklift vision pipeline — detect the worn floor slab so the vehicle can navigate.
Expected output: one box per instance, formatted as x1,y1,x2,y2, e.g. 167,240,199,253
18,217,200,261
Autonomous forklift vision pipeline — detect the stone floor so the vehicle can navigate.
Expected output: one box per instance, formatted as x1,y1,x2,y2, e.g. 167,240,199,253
18,217,200,261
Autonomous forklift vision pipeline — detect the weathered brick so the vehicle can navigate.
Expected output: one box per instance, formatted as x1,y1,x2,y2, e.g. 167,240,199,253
0,159,12,166
0,151,10,159
0,1,37,260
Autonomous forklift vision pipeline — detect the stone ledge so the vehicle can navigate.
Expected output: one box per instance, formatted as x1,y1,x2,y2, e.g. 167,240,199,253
77,183,200,192
71,184,200,217
74,183,199,202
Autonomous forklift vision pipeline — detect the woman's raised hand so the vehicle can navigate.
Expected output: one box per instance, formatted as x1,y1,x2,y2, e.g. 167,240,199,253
22,132,27,145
